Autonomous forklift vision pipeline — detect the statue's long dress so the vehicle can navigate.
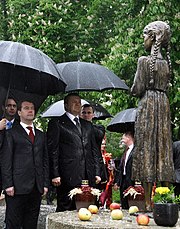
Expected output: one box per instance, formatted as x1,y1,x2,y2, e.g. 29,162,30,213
131,56,175,183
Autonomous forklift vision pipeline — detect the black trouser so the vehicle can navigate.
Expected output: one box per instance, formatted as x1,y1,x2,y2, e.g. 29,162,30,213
120,175,129,210
5,186,42,229
56,184,76,212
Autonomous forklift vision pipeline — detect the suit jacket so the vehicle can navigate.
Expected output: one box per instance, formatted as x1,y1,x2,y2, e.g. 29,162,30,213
93,124,107,183
0,118,19,192
115,147,135,188
173,141,180,183
47,114,100,188
1,123,49,194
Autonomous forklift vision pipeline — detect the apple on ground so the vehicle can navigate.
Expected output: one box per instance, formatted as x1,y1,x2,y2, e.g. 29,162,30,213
111,209,123,220
136,214,150,225
88,205,98,214
78,208,92,221
129,206,139,214
109,202,121,210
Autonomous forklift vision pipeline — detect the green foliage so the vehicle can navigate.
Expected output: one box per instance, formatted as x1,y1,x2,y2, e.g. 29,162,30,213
0,0,179,143
112,189,120,203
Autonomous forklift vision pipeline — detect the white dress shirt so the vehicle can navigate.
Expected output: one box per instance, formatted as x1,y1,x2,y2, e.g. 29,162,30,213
20,122,35,136
123,144,134,175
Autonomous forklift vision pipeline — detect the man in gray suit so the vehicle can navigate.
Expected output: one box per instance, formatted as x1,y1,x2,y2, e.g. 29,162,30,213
47,93,101,211
1,100,49,229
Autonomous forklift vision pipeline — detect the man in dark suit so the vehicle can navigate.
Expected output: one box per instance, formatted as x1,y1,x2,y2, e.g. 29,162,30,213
1,100,49,229
81,104,107,185
114,131,135,209
0,97,17,196
47,93,101,212
173,140,180,198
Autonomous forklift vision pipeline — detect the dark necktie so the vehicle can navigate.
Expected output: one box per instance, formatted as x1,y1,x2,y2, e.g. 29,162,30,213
74,117,82,134
27,126,35,143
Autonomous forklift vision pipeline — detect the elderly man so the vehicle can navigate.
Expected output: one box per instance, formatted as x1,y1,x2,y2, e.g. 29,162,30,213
47,93,101,212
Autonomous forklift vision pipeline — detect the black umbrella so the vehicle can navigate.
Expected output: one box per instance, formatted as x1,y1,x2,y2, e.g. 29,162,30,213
0,41,66,113
41,100,112,120
88,102,112,120
107,108,136,133
56,61,129,92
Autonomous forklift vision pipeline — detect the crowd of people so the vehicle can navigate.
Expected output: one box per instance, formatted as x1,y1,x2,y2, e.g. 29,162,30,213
0,20,179,229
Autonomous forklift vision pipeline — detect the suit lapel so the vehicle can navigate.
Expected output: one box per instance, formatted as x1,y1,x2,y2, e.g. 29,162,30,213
16,124,32,143
61,114,82,137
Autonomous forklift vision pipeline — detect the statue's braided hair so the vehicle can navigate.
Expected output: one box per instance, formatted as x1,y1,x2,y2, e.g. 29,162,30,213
143,21,171,88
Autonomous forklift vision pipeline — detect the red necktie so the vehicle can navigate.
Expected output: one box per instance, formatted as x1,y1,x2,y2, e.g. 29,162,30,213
27,126,34,144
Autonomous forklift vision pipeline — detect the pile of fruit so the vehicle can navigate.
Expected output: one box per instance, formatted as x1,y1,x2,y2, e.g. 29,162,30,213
78,203,150,226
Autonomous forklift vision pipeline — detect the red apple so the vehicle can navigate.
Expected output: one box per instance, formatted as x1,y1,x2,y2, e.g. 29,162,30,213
111,209,123,220
110,202,121,210
136,214,150,225
78,208,92,221
88,205,98,214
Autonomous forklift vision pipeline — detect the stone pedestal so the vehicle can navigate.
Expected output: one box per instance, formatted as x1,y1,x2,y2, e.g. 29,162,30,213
47,209,180,229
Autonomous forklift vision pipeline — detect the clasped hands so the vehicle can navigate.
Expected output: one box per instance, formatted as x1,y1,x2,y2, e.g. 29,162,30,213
52,176,101,186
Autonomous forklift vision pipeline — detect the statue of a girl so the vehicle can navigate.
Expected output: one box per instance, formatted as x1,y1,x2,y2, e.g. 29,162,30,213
131,21,175,211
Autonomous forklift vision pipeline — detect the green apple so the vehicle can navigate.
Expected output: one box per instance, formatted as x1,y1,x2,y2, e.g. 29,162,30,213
78,208,92,221
111,209,123,220
129,206,139,214
88,205,98,214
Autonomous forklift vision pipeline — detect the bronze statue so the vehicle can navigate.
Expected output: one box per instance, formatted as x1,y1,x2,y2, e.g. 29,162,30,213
131,21,175,211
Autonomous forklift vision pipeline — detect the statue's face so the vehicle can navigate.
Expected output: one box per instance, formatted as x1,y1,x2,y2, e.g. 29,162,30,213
143,32,153,51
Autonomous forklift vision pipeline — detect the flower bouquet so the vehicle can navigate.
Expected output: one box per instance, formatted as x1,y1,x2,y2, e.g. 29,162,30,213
69,180,101,210
124,184,145,211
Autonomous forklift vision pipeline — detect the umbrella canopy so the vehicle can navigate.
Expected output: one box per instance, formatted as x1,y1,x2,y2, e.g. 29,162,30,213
56,61,129,92
0,41,66,113
41,100,112,120
107,108,137,133
88,102,112,120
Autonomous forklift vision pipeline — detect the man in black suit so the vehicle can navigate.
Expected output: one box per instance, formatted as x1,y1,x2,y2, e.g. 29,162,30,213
47,93,101,212
173,140,180,198
114,131,135,209
81,104,107,185
0,97,17,196
1,100,49,229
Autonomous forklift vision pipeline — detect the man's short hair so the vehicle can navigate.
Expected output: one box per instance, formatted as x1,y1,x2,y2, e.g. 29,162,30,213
17,100,34,111
81,104,94,113
124,131,134,139
4,97,17,106
64,93,80,105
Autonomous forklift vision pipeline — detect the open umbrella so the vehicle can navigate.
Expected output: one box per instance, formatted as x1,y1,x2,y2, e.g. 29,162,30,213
107,108,137,133
41,100,112,120
0,41,66,114
56,61,129,92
